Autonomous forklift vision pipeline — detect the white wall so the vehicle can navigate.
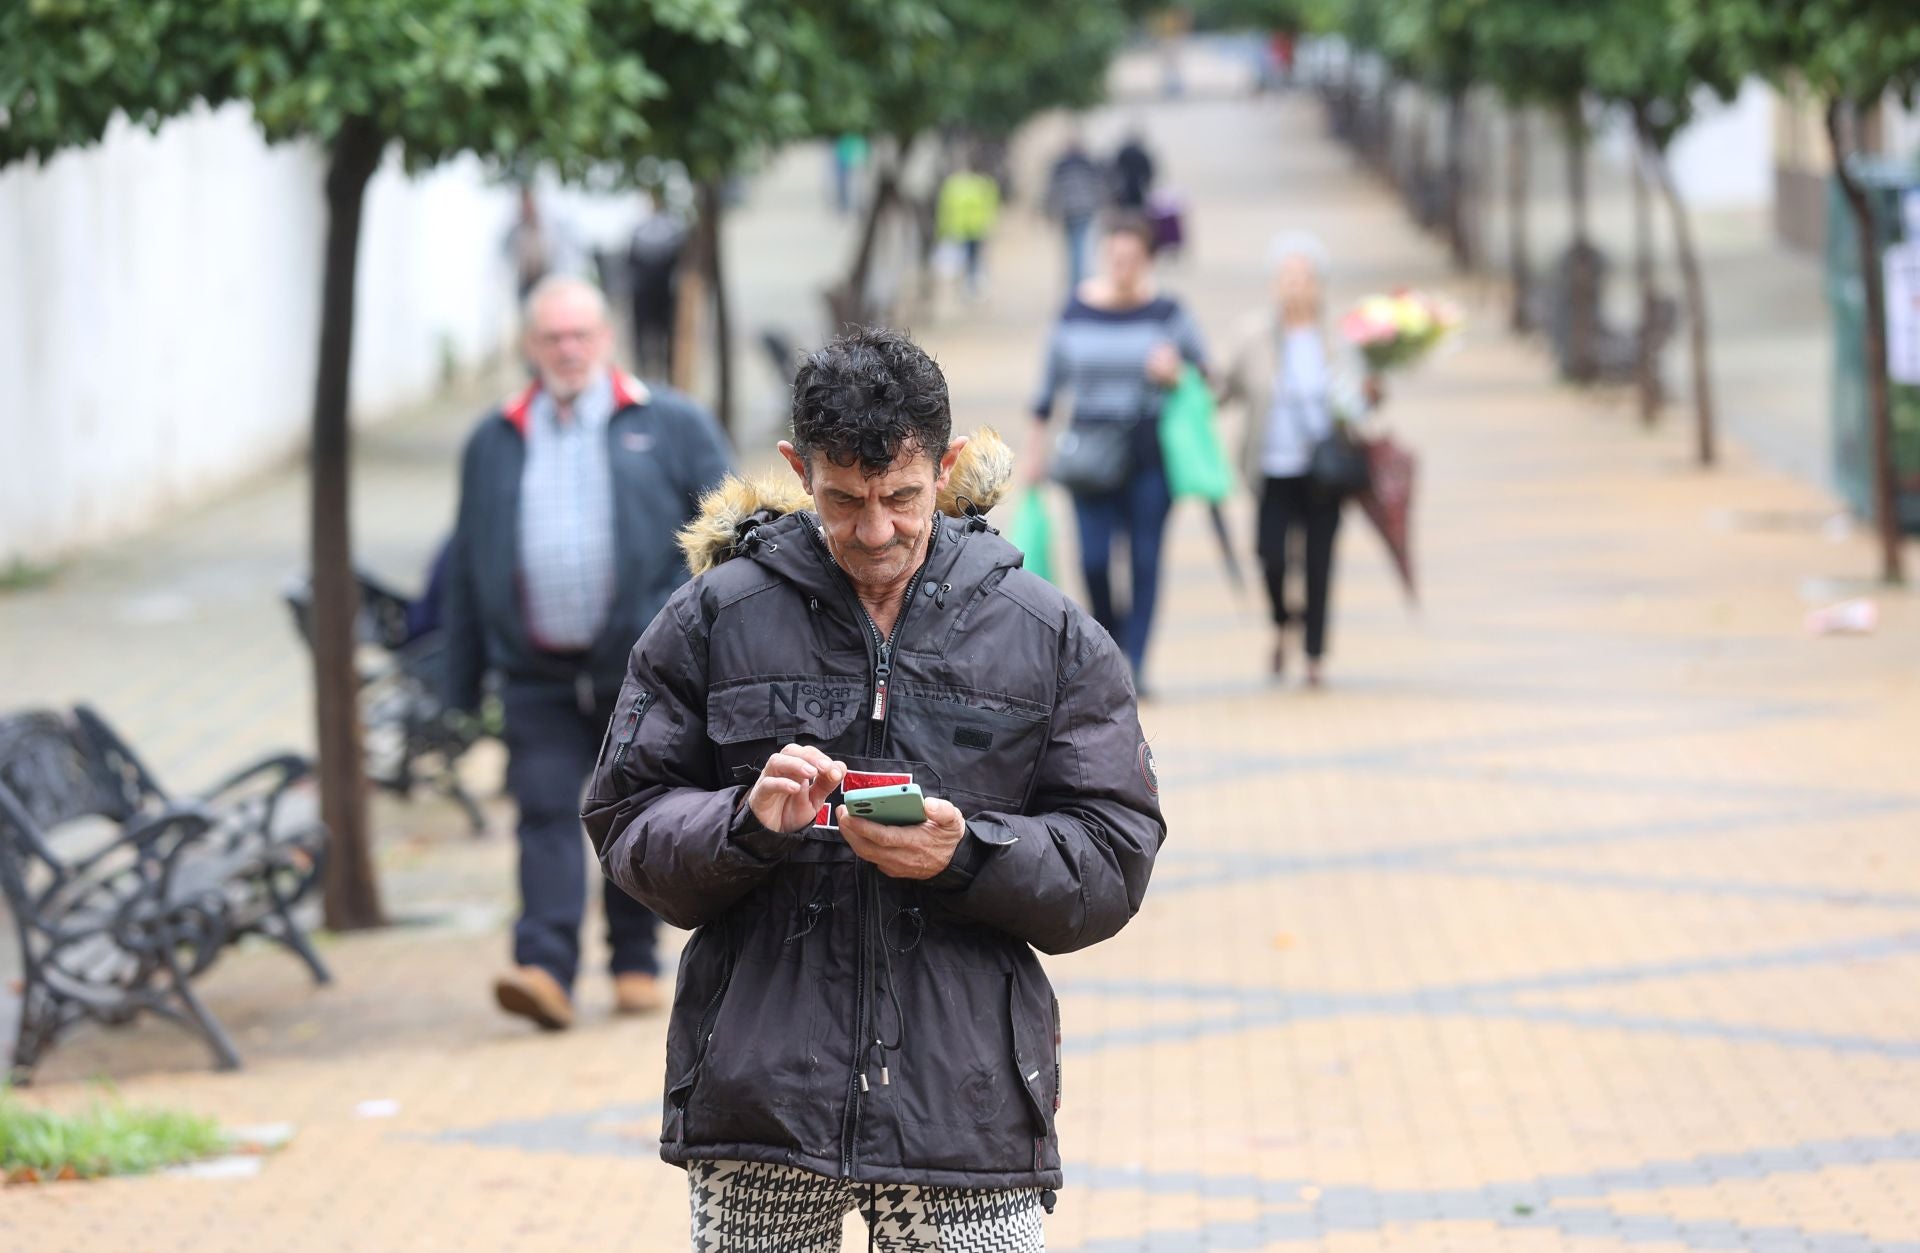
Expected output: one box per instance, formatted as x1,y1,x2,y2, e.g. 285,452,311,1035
1582,82,1774,212
0,102,626,566
1667,82,1775,211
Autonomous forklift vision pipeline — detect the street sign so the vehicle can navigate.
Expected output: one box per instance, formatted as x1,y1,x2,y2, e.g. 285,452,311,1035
1885,241,1920,385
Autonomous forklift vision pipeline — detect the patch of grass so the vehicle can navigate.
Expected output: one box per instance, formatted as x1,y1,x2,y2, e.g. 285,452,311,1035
0,560,57,593
0,1091,228,1181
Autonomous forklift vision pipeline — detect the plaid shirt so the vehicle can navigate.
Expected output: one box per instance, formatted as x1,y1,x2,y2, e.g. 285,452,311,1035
517,372,617,651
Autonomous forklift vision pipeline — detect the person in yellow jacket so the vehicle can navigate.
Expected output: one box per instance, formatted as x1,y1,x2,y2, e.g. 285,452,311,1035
937,155,1002,300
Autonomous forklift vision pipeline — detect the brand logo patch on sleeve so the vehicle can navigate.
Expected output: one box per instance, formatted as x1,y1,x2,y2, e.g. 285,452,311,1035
1138,742,1158,797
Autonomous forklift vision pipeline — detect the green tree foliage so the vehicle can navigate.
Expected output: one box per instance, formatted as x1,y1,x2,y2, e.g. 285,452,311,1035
199,0,662,169
1189,0,1313,34
948,0,1129,139
837,0,1126,147
1691,0,1920,109
0,0,211,162
1467,0,1604,115
1378,0,1474,97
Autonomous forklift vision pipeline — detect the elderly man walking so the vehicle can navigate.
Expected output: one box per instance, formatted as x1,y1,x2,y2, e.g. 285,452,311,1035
442,275,733,1029
583,327,1164,1250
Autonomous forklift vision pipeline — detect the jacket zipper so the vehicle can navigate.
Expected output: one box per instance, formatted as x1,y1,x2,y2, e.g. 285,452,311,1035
607,691,652,771
815,525,933,1177
855,567,921,753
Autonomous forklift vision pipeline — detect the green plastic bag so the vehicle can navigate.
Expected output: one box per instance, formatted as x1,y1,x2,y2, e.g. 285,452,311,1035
1005,487,1055,583
1159,364,1232,503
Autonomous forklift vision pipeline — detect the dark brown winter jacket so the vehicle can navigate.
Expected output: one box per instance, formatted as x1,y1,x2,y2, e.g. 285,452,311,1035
580,440,1164,1190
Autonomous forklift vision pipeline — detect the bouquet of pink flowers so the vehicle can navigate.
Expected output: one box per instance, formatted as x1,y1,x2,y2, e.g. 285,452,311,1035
1338,290,1463,373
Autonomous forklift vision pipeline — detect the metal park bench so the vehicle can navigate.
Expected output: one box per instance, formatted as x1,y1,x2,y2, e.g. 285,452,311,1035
283,569,489,834
1594,294,1680,395
0,706,328,1083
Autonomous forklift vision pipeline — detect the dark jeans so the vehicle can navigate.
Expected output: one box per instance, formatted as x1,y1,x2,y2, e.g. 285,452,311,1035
1257,475,1342,660
502,682,659,989
1071,463,1173,679
961,238,984,296
630,274,676,380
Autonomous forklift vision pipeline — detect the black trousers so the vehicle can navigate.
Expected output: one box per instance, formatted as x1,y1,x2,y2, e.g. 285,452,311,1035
502,682,660,989
1257,475,1343,660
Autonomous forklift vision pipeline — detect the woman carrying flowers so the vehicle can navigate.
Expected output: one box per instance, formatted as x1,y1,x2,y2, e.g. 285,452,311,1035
1218,234,1374,686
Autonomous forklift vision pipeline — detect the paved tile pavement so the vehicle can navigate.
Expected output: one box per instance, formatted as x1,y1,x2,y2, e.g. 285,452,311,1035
4,42,1919,1252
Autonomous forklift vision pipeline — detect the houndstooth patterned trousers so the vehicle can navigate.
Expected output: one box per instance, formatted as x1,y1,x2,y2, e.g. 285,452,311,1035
687,1159,1046,1252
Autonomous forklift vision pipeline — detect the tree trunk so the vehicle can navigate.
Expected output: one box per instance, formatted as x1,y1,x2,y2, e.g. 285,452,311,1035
672,203,714,397
1508,109,1533,333
829,142,907,328
1563,104,1600,383
1408,95,1431,220
1373,74,1395,175
1629,106,1660,427
1445,91,1470,270
1567,107,1590,247
312,119,386,932
699,179,732,435
1335,45,1359,142
1828,101,1905,583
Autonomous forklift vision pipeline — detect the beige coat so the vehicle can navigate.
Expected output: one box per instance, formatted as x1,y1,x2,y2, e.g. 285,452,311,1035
1217,309,1368,489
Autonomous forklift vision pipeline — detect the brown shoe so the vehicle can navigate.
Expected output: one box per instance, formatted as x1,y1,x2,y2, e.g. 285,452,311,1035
613,972,665,1016
494,966,574,1031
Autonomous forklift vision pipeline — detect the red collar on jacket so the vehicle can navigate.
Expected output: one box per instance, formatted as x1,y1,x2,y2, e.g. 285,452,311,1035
502,371,651,435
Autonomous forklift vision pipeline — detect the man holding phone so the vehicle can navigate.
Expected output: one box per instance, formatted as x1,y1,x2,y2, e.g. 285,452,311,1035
583,327,1165,1251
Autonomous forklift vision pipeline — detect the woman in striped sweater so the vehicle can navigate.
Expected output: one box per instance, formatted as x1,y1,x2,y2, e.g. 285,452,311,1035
1026,213,1208,695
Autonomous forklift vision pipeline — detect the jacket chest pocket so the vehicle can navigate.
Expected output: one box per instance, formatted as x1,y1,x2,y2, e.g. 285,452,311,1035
707,675,867,781
884,682,1050,810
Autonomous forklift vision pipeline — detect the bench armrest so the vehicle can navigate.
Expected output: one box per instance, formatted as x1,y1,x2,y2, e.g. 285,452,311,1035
50,803,224,935
201,753,312,805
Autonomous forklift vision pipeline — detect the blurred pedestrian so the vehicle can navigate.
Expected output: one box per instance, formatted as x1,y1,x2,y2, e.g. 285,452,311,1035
1218,234,1376,687
627,193,687,380
936,153,1002,301
583,326,1163,1252
831,133,868,215
1112,128,1157,211
1259,30,1297,93
503,184,586,303
1044,131,1108,292
1026,213,1208,694
441,275,734,1030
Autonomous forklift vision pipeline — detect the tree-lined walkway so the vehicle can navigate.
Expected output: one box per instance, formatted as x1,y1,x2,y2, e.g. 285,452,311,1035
5,46,1919,1251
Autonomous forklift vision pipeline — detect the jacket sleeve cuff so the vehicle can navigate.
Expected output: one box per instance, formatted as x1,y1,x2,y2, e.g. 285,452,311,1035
924,820,1019,893
727,789,807,864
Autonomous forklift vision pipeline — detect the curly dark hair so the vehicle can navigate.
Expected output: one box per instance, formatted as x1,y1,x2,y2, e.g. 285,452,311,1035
790,326,951,476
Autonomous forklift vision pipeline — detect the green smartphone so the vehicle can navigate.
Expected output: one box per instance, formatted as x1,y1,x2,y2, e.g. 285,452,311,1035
843,783,926,826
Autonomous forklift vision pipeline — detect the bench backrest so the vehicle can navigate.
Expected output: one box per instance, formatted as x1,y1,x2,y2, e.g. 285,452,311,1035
0,707,168,922
282,570,416,653
0,709,160,830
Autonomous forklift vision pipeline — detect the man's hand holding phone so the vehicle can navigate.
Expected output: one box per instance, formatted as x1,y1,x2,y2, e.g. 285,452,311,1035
838,793,967,881
748,743,847,834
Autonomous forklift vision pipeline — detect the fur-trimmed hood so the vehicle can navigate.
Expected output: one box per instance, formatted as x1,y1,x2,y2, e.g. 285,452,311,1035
677,428,1015,576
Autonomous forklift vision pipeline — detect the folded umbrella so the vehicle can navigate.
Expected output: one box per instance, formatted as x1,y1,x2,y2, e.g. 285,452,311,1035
1356,434,1417,604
